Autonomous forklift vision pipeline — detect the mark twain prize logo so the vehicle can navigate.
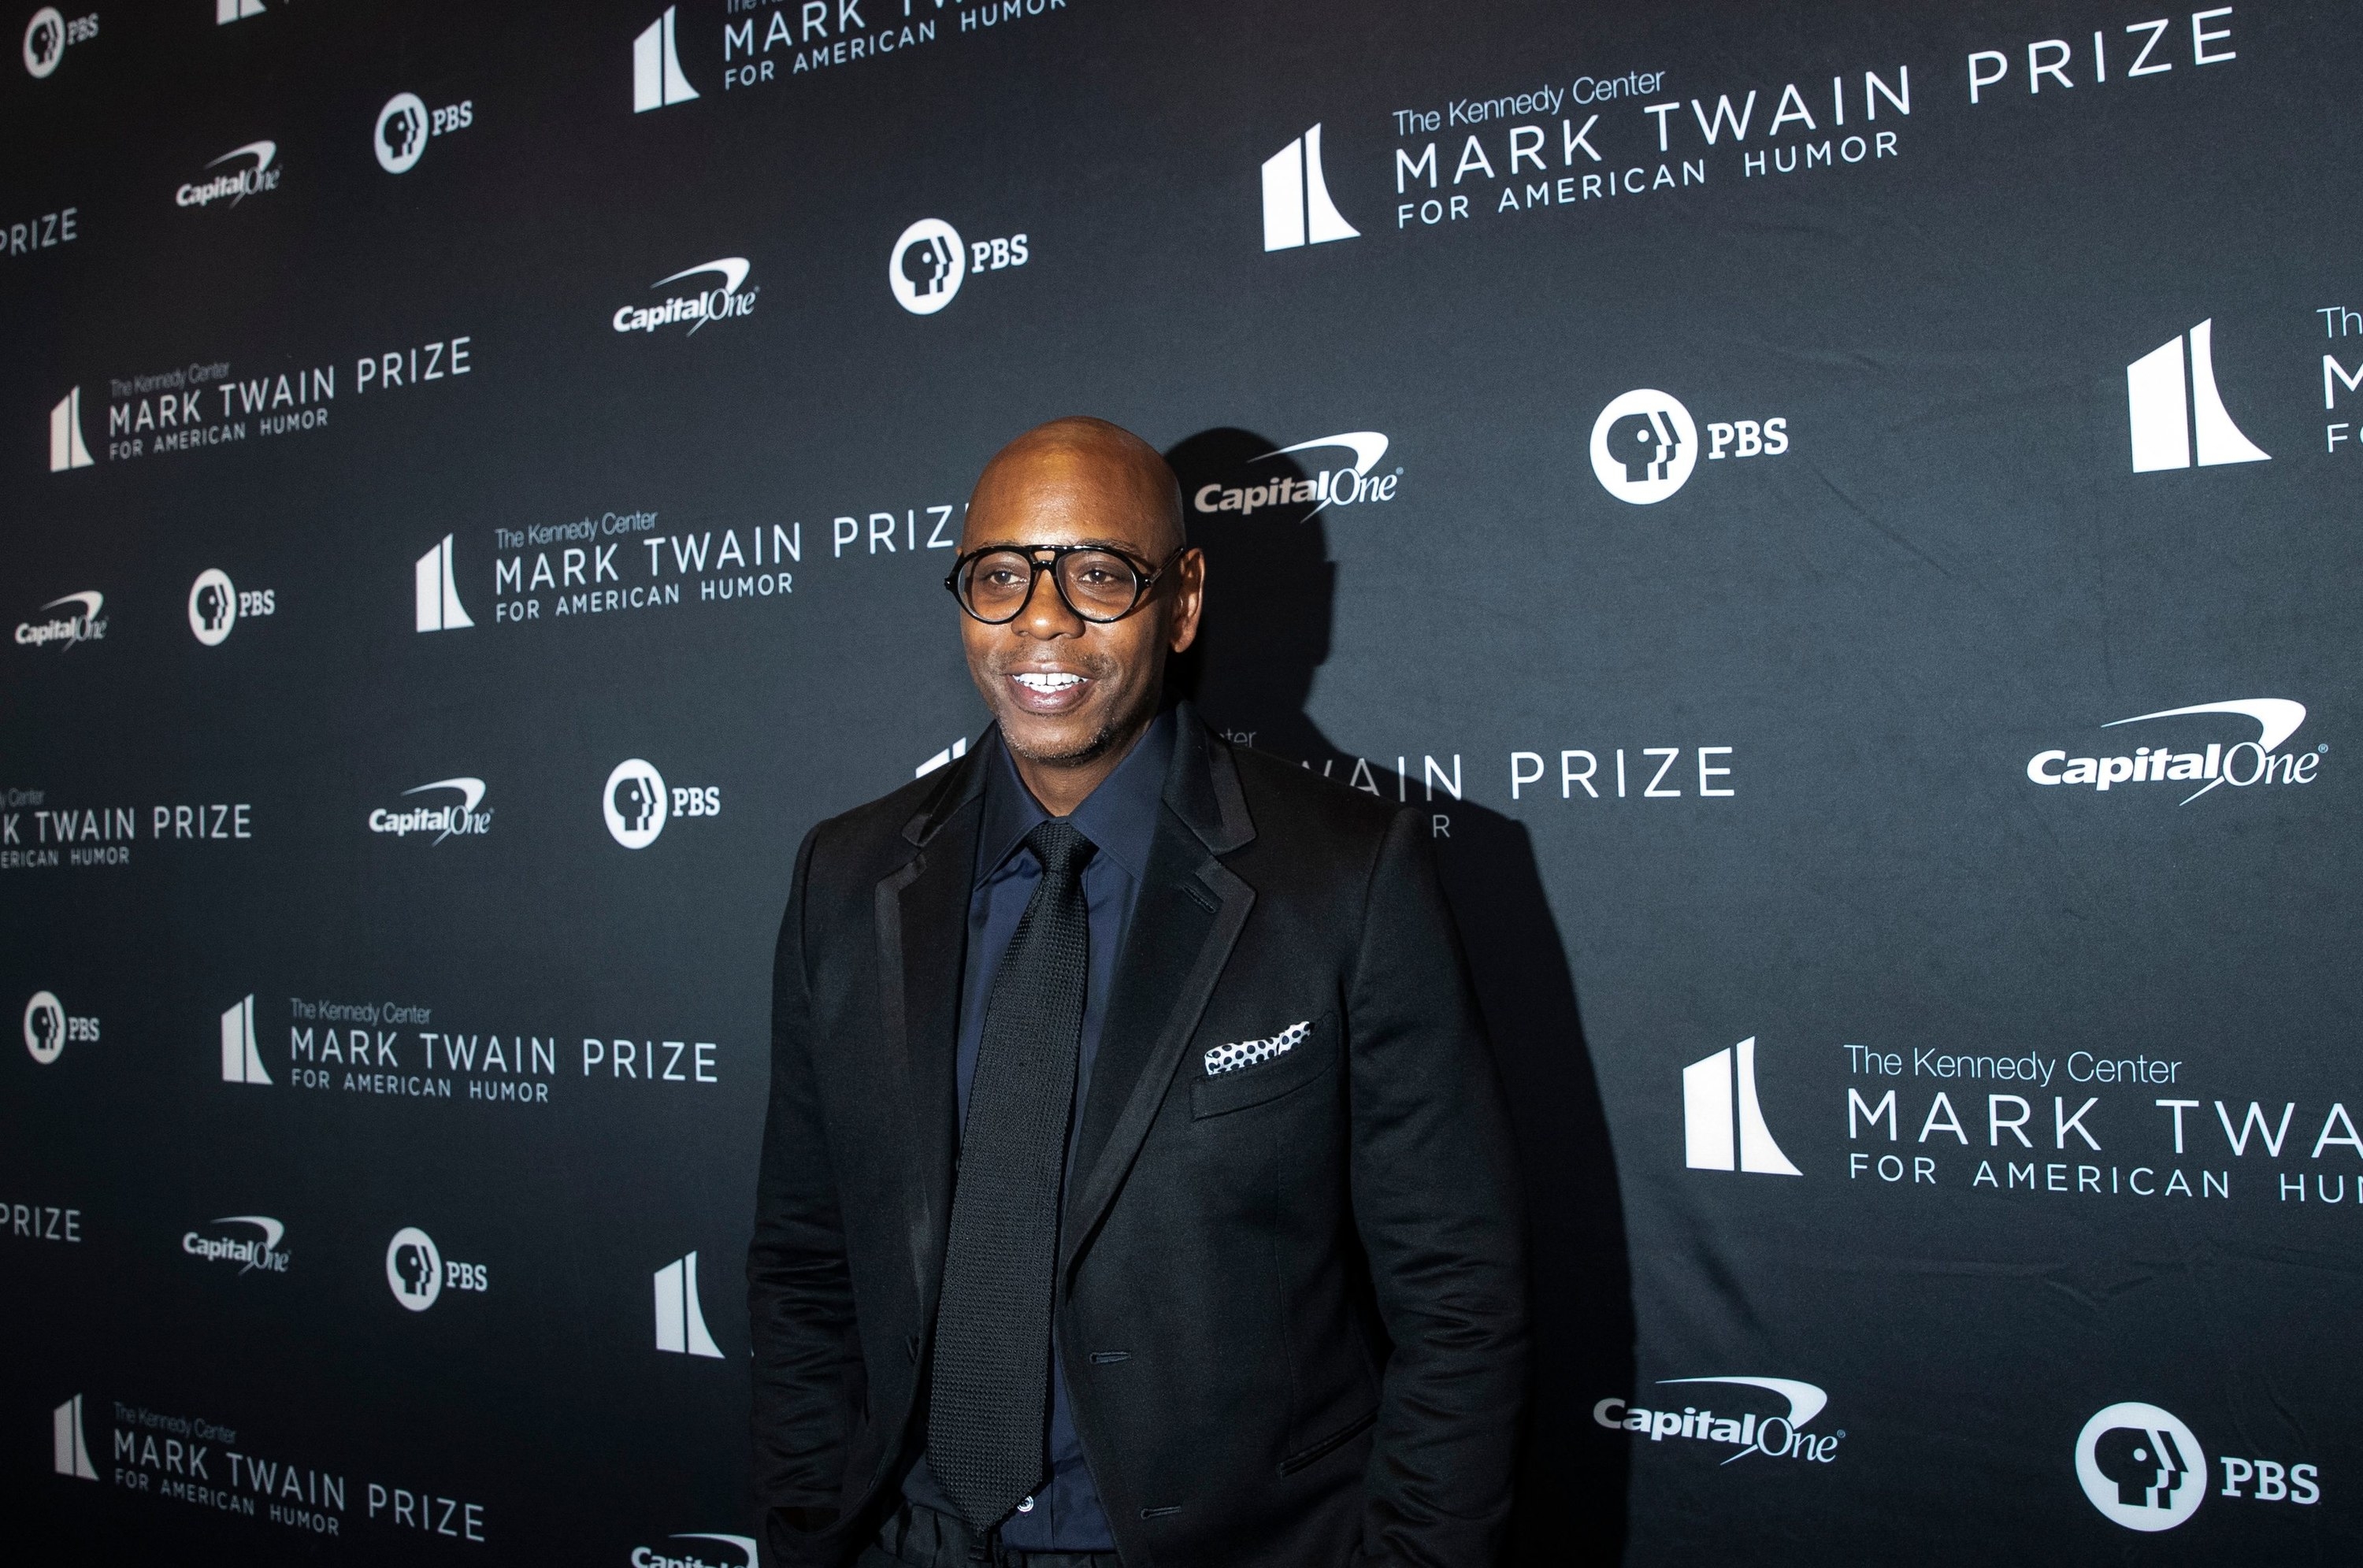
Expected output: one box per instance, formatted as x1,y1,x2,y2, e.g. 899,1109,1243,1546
367,778,492,843
1682,1036,1800,1176
183,1215,288,1275
653,1251,722,1358
373,91,472,175
24,990,99,1065
1262,124,1359,251
632,5,698,111
603,759,718,850
15,590,104,650
1192,432,1400,519
2026,699,2321,805
414,535,473,632
888,219,1029,316
2127,320,2268,473
1595,1377,1841,1466
916,736,970,777
632,1533,757,1568
176,140,280,209
613,257,757,336
53,1393,95,1479
216,0,263,20
50,386,93,470
187,569,274,646
221,994,271,1084
23,6,95,80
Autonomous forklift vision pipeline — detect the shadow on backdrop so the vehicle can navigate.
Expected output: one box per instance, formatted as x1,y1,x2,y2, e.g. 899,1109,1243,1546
1166,429,1635,1563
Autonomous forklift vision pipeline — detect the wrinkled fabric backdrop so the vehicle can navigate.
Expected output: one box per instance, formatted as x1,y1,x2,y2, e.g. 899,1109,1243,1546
6,0,2357,1561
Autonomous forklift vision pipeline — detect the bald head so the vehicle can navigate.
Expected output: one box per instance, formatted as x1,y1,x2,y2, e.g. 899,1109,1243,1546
963,416,1184,560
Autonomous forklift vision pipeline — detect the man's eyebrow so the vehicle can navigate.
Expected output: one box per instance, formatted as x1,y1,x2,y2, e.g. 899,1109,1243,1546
964,537,1146,553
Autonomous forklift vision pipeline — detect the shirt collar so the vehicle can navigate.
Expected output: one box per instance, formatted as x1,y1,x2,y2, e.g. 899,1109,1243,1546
977,707,1175,884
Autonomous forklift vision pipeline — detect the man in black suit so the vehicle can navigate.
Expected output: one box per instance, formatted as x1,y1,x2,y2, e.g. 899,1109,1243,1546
749,417,1526,1568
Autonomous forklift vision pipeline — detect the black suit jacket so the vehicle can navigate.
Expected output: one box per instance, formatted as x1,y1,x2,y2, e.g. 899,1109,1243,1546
748,706,1527,1567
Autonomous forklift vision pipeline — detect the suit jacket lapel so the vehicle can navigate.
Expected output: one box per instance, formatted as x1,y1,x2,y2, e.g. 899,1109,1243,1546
876,742,987,1318
1065,707,1256,1273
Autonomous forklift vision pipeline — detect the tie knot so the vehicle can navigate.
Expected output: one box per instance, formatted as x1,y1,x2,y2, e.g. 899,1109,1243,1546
1026,819,1094,881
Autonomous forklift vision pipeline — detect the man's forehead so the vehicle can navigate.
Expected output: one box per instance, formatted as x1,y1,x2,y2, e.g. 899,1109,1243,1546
966,454,1167,543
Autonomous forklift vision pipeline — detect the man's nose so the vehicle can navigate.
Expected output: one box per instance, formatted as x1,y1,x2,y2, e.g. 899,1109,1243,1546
1012,567,1084,638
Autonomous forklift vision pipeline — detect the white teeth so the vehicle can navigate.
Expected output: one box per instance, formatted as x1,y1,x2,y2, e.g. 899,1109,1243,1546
1013,672,1084,693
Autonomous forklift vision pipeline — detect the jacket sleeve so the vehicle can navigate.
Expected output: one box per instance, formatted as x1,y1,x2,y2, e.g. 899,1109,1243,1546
1346,807,1530,1566
747,825,868,1564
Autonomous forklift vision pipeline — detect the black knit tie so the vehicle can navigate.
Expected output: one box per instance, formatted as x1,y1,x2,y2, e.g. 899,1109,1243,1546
928,819,1095,1529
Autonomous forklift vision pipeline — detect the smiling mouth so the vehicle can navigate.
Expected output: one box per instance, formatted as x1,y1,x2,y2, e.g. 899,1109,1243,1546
1011,672,1086,694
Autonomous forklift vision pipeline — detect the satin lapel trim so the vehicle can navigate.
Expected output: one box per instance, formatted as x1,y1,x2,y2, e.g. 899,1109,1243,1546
874,796,977,1318
1063,821,1253,1276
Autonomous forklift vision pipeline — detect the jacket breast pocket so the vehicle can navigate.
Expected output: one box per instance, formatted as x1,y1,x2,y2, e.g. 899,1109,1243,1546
1189,1012,1337,1119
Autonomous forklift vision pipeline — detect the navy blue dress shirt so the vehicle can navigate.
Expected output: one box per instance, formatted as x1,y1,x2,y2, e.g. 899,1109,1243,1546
903,709,1175,1551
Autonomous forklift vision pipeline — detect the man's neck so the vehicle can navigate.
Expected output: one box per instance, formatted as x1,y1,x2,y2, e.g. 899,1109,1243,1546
1008,710,1156,818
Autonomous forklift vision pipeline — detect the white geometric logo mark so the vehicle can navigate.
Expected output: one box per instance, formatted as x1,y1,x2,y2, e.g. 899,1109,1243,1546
654,1251,724,1357
24,8,65,78
916,736,970,778
53,1395,95,1480
216,0,265,24
603,758,669,849
188,569,238,646
1682,1036,1801,1175
50,387,93,471
221,995,272,1084
24,991,66,1066
2127,320,2270,473
888,219,965,316
386,1227,442,1311
632,6,699,113
2076,1402,2206,1532
414,534,473,632
1261,124,1359,252
375,93,430,175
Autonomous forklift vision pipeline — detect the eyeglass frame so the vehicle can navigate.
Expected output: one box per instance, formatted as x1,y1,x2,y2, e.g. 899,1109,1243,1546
943,542,1184,625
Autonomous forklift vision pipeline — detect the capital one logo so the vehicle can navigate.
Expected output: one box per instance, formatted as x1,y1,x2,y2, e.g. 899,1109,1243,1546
16,590,104,650
1593,1376,1840,1464
613,258,757,335
1682,1036,1800,1176
632,1534,757,1568
632,6,698,111
2077,1403,2205,1531
1191,431,1400,519
221,994,271,1084
369,777,492,843
1261,124,1359,251
2127,320,2268,473
415,534,473,631
604,758,718,849
53,1394,95,1480
176,140,280,209
2027,699,2320,805
50,387,94,470
183,1214,288,1273
654,1251,722,1357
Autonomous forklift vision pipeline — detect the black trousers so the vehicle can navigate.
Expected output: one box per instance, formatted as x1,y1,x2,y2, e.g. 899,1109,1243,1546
858,1499,1121,1568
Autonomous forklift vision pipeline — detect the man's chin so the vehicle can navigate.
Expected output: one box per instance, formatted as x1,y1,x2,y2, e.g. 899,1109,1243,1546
998,710,1128,769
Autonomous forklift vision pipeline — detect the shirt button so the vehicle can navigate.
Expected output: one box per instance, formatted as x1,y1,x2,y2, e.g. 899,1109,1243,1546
1016,1496,1036,1513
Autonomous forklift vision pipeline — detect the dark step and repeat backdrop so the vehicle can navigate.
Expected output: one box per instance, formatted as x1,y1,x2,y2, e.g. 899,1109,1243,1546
6,0,2358,1562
